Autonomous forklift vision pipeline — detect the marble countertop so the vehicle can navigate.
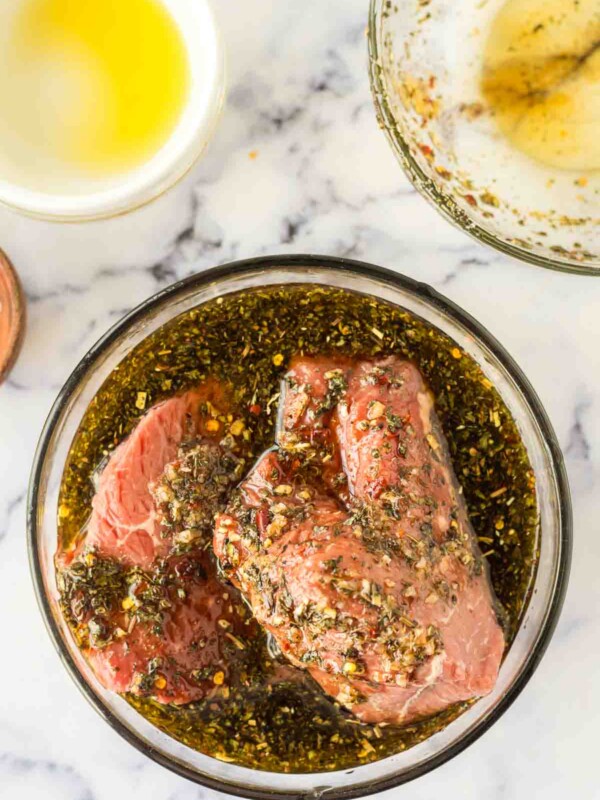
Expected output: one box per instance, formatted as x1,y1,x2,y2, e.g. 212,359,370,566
0,1,596,798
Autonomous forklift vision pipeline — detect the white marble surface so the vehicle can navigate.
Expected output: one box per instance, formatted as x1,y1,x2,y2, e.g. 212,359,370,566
0,1,597,798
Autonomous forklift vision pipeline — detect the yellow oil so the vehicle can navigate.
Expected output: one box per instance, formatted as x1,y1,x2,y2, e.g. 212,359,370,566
0,0,191,188
481,0,600,172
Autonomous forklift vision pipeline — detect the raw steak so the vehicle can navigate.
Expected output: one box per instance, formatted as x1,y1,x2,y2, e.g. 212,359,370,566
59,382,250,704
214,356,505,724
84,380,230,569
63,551,253,704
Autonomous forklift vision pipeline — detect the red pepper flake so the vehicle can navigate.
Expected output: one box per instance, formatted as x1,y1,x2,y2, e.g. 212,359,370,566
464,194,478,207
435,166,452,180
249,403,262,415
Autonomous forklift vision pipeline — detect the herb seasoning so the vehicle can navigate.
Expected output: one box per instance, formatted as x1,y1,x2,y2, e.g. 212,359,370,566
57,285,539,773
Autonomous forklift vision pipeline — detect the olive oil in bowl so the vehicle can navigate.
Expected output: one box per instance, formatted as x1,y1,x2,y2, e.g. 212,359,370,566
0,0,224,219
0,0,190,188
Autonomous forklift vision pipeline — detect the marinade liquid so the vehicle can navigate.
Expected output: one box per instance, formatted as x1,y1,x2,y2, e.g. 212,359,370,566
58,286,539,772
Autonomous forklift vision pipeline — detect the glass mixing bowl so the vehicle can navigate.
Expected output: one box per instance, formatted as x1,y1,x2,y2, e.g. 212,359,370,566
28,255,571,797
368,0,600,275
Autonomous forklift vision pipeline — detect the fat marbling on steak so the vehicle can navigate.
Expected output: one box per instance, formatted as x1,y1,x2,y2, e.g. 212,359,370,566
214,355,505,724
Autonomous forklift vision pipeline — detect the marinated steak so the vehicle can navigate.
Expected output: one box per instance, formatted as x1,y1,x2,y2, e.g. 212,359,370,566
61,551,251,704
214,356,505,724
59,382,251,704
83,380,231,569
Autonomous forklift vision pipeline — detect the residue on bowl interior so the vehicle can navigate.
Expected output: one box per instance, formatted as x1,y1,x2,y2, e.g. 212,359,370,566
481,0,600,173
373,0,599,267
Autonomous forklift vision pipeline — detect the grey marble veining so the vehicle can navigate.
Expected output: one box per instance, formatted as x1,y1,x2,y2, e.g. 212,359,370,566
0,0,598,798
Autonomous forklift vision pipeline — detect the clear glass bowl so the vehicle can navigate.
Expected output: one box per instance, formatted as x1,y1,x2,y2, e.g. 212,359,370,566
28,255,571,798
368,0,600,275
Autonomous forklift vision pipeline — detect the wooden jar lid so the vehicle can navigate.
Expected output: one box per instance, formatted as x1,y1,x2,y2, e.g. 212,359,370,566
0,249,25,385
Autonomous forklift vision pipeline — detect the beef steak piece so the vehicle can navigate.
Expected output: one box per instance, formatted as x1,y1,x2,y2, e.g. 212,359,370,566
59,382,251,705
214,356,505,724
63,551,251,704
81,380,231,570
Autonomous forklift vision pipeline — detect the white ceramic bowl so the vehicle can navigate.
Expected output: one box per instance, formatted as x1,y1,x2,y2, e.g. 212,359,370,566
0,0,224,221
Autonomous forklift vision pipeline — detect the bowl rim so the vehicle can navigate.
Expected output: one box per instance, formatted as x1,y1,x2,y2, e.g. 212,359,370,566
27,254,572,798
366,0,600,277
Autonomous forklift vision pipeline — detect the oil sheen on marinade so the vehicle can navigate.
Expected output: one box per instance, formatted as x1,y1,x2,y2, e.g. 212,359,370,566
57,286,539,773
481,0,600,172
